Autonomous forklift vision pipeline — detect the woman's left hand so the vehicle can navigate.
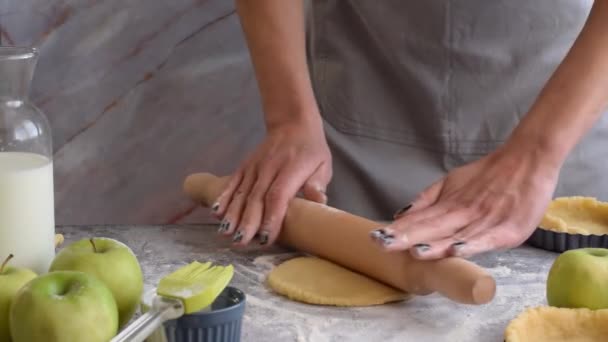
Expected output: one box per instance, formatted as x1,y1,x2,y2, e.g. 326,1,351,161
370,140,561,260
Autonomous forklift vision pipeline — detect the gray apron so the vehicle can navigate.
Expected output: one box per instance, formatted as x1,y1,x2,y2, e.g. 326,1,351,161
306,0,608,221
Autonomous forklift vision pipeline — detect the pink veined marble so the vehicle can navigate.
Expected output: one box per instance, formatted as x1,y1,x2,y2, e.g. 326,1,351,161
0,0,265,225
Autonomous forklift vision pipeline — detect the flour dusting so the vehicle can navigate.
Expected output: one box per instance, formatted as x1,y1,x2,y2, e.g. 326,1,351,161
238,250,551,342
253,252,301,270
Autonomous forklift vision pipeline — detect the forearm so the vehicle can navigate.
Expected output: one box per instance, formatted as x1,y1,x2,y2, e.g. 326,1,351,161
235,0,321,129
509,1,608,166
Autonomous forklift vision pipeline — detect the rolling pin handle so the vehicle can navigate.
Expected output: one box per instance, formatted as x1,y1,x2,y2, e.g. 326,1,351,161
421,258,496,305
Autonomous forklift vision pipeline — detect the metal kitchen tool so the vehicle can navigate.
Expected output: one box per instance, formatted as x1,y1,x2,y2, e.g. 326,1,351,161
139,286,246,342
111,261,234,342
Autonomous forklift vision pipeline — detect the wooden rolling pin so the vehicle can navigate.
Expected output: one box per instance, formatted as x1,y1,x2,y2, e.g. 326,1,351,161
184,173,496,305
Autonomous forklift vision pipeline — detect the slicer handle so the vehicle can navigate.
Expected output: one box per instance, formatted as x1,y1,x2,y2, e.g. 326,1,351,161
111,296,184,342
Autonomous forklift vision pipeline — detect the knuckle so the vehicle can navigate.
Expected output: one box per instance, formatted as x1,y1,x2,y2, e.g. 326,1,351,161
222,202,235,216
263,208,287,231
462,206,480,221
243,226,258,236
424,217,443,228
227,175,244,191
238,207,253,224
495,211,511,225
266,206,286,225
261,211,277,226
225,201,243,218
499,228,521,247
452,231,467,242
476,199,494,214
280,149,297,162
234,187,246,197
247,186,266,202
264,222,280,236
265,187,285,205
261,220,275,233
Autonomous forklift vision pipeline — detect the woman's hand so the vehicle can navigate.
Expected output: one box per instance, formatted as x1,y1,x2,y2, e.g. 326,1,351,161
371,0,608,261
370,140,561,260
213,116,332,247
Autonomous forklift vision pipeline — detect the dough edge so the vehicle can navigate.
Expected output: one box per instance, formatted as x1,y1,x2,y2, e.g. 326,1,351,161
266,256,410,306
505,306,608,342
540,196,608,235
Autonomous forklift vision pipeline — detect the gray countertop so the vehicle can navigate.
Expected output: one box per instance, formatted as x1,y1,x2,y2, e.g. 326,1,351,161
56,225,557,342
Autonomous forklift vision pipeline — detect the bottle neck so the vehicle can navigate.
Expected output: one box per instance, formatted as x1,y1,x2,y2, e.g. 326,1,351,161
0,47,38,101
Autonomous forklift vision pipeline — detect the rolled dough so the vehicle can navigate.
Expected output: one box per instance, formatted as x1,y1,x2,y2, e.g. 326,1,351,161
505,306,608,342
540,197,608,235
266,256,410,306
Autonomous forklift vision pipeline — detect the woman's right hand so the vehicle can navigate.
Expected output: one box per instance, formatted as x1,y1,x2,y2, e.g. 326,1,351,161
212,115,332,247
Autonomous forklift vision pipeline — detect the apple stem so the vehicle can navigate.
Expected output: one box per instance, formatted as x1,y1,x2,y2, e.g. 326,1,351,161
0,254,14,273
90,238,98,253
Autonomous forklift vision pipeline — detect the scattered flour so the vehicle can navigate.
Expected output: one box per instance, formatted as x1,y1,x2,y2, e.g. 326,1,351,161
238,253,549,342
488,265,513,277
253,253,301,270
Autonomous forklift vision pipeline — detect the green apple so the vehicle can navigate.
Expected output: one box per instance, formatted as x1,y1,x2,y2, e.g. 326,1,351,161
49,237,143,327
547,248,608,309
10,270,118,342
0,254,37,342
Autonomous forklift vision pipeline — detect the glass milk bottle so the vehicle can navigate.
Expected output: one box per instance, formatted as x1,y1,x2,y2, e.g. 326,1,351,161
0,47,55,275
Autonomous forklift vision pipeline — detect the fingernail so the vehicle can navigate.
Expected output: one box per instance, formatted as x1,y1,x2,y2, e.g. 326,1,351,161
370,228,394,242
370,228,408,248
369,228,387,241
259,231,269,245
232,230,243,243
211,202,220,212
451,241,466,254
452,241,466,249
393,204,412,218
218,220,230,233
374,237,392,247
414,243,431,253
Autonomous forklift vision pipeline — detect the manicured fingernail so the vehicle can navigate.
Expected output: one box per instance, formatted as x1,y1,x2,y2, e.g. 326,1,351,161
379,236,395,247
452,241,466,250
370,228,387,241
218,220,230,233
370,228,408,248
211,202,220,211
259,231,269,245
370,228,394,242
451,241,466,255
232,230,243,243
393,204,413,218
414,243,431,253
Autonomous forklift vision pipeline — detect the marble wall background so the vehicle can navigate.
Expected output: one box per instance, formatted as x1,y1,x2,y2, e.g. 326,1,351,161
0,0,266,224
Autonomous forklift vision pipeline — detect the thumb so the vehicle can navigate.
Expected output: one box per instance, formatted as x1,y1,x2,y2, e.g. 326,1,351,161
301,163,331,204
412,178,445,210
395,178,445,218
